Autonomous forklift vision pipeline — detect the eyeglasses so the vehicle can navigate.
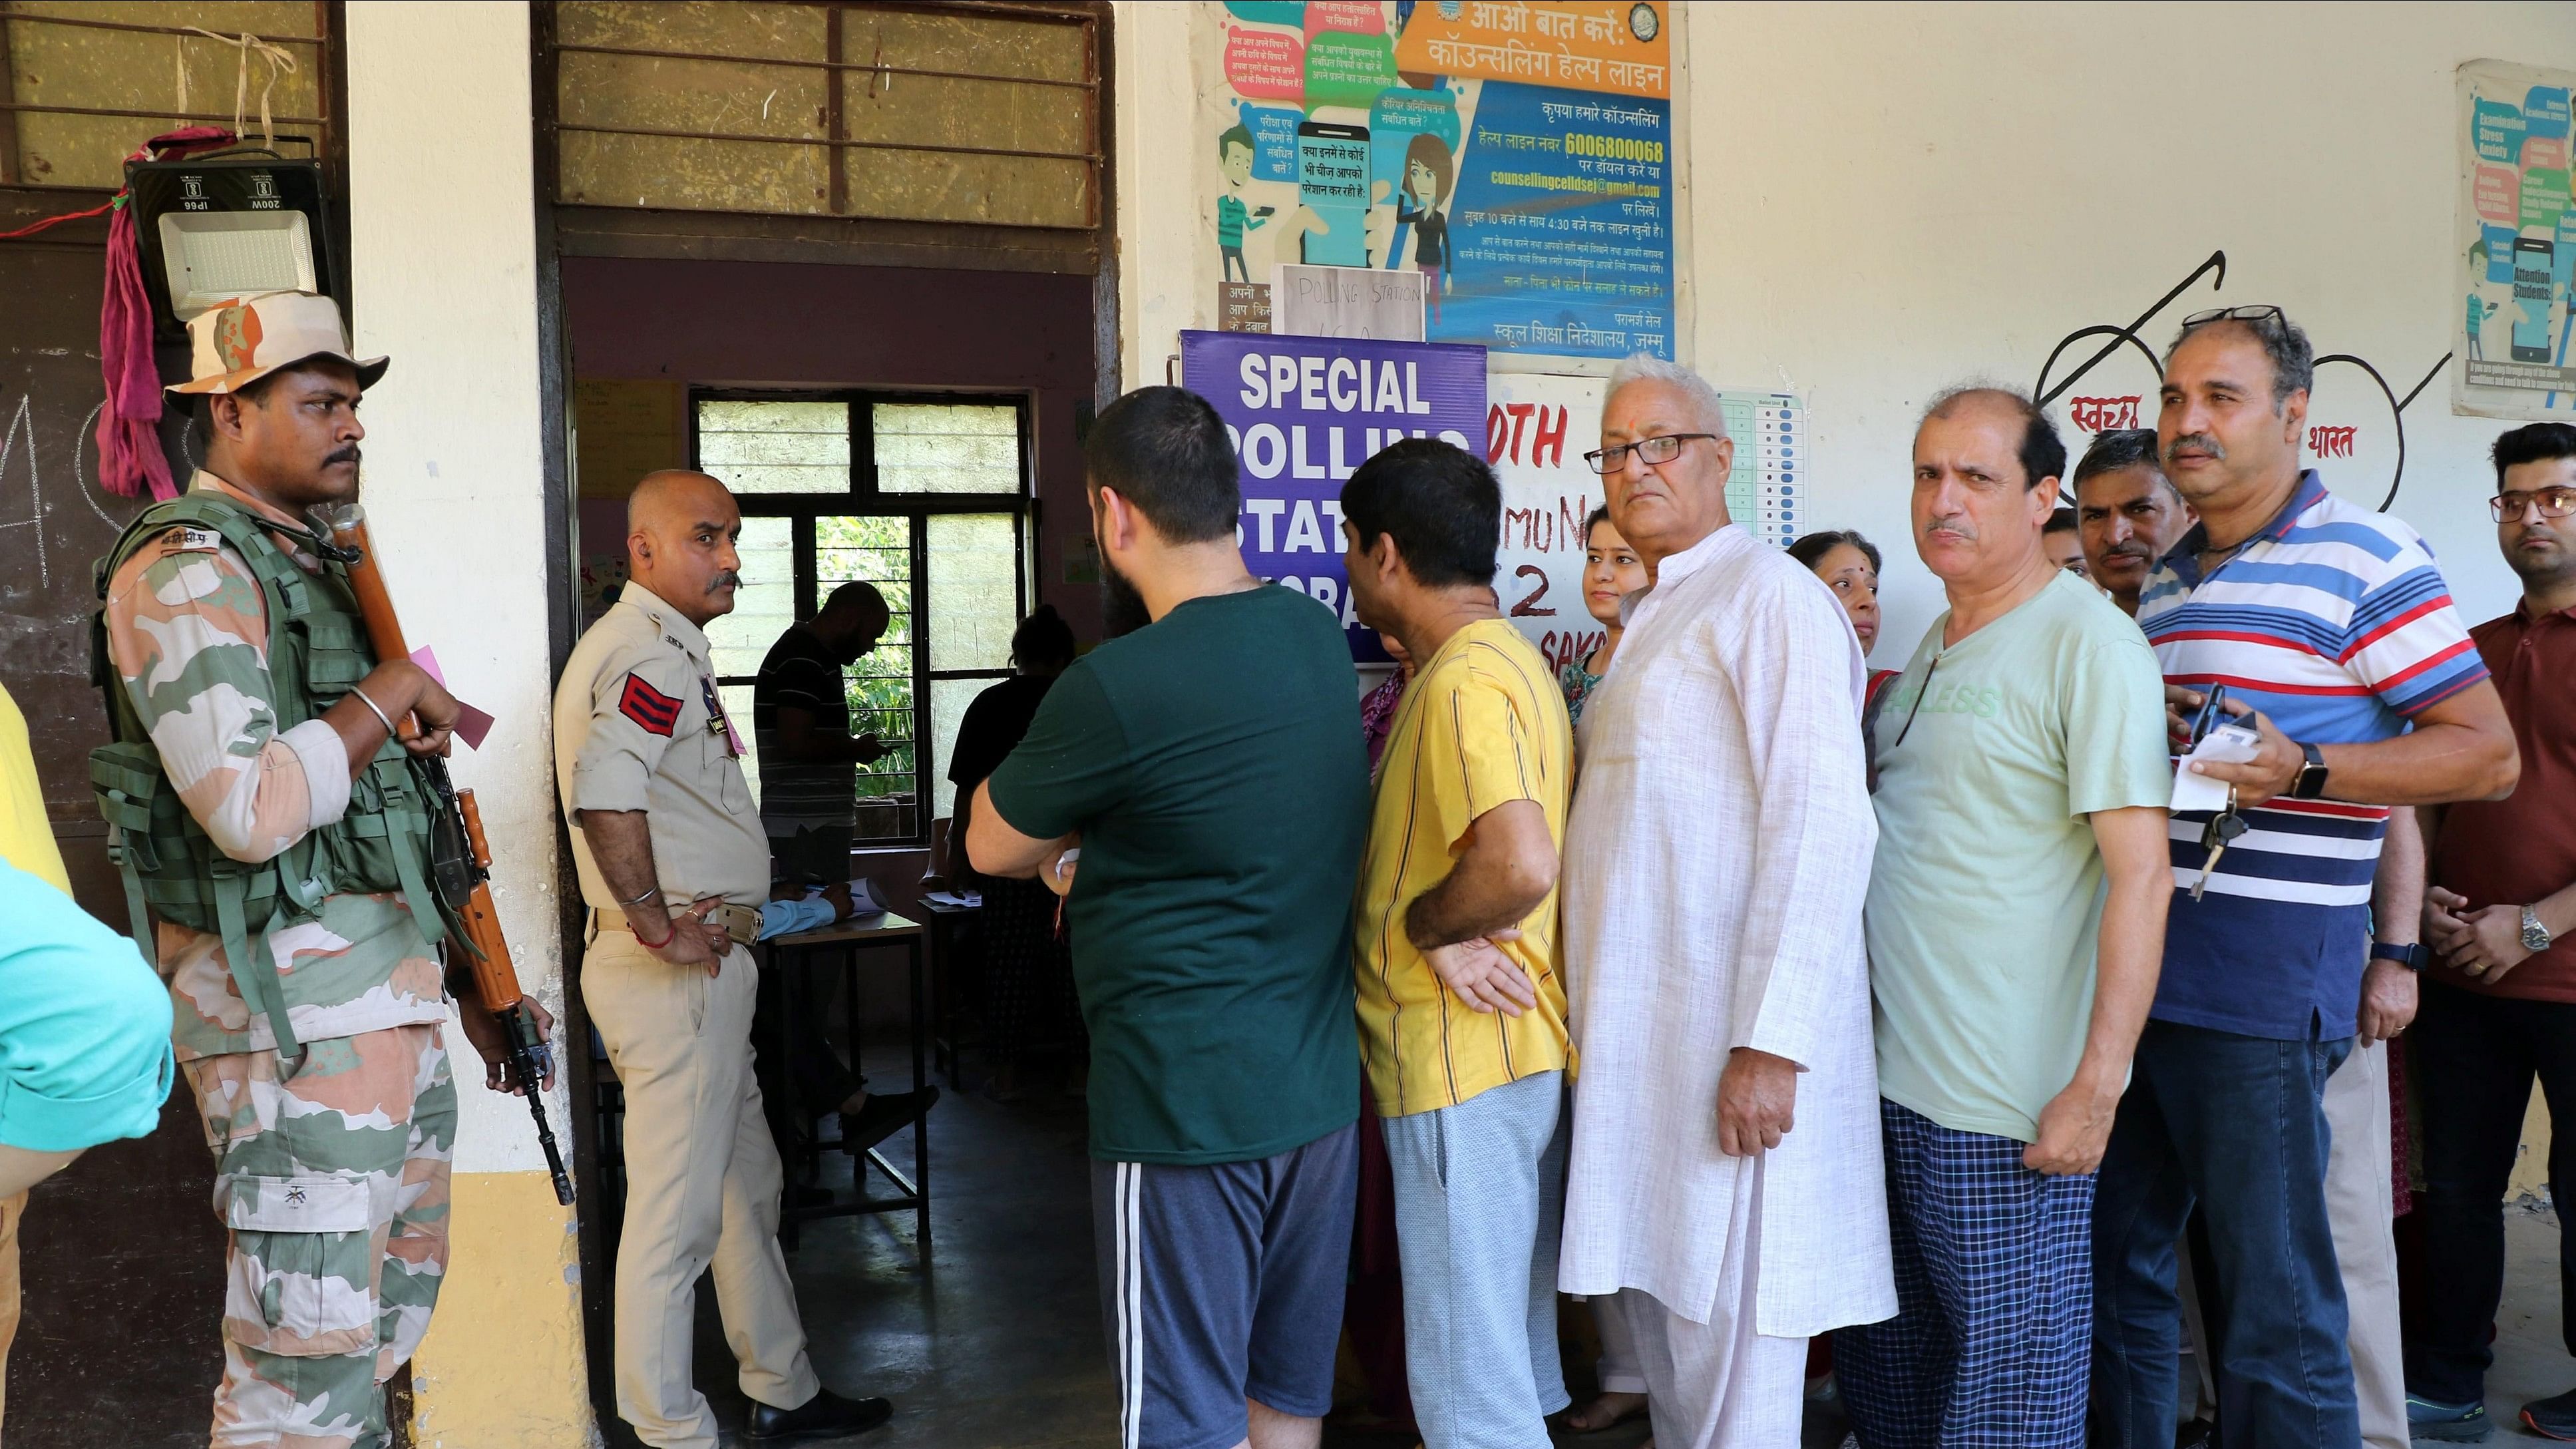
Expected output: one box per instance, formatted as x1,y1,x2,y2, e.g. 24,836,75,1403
1889,652,1943,751
1582,433,1719,475
2491,485,2576,522
2180,304,2287,330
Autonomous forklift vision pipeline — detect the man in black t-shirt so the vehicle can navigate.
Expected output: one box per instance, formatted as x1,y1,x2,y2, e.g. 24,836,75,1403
749,582,932,1162
753,581,889,880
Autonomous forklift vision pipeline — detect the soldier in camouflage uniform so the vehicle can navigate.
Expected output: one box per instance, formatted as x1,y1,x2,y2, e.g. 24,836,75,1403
92,292,549,1449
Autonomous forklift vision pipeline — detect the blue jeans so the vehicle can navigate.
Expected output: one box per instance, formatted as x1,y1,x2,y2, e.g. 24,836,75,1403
2090,1020,2355,1448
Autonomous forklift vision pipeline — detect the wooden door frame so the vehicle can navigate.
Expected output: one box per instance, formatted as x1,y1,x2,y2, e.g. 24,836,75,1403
525,5,1117,1433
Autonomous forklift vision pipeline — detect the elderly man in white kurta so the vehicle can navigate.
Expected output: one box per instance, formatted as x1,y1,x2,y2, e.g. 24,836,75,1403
1559,355,1897,1448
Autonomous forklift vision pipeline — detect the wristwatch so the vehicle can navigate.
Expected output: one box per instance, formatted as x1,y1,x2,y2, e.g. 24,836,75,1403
2370,941,2429,972
2291,741,2330,799
2525,905,2558,954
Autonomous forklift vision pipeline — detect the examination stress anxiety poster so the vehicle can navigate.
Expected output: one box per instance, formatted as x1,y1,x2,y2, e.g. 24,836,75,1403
1206,1,1674,360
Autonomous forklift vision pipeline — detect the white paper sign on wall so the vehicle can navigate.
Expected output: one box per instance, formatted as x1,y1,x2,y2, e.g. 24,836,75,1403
1270,263,1427,341
1486,372,1811,674
1487,371,1608,674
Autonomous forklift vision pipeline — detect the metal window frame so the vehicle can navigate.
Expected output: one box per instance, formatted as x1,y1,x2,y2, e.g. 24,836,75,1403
690,385,1033,847
549,0,1101,230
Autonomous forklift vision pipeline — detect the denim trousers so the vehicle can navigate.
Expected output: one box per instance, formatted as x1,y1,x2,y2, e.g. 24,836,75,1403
2404,980,2576,1406
2090,1018,2356,1449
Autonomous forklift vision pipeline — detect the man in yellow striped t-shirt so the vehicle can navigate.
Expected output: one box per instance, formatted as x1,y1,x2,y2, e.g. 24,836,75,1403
1342,438,1574,1449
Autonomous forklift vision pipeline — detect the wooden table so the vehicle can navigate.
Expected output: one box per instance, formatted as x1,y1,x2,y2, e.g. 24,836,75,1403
765,912,930,1251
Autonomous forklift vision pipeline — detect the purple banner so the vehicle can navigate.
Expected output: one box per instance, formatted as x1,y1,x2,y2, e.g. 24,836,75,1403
1180,329,1489,659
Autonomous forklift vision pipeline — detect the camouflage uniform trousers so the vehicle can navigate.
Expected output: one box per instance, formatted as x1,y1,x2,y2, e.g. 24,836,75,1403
184,1023,456,1449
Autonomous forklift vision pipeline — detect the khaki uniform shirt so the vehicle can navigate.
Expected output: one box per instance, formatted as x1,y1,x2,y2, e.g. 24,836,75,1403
552,583,767,909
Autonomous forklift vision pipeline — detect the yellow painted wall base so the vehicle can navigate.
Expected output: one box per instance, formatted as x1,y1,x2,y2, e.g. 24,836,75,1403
409,1169,593,1447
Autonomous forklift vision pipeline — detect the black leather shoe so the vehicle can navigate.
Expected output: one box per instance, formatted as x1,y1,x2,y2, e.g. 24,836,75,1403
840,1086,939,1155
746,1388,892,1442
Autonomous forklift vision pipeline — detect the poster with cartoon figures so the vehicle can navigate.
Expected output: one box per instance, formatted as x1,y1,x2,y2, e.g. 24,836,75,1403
1205,1,1676,360
2458,59,2576,419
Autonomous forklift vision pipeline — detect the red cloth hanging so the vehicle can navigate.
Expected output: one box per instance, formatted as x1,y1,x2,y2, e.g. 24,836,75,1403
94,126,238,501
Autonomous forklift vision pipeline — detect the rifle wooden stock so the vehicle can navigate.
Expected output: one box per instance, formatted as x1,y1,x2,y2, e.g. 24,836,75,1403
453,791,528,1013
327,511,530,1000
327,513,416,729
325,506,573,1205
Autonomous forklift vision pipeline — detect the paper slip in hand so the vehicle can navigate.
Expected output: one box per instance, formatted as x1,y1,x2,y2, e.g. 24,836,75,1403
2171,722,2260,814
409,645,496,750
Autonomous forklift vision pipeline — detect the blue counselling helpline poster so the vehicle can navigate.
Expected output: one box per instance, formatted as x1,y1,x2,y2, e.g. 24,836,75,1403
1437,83,1675,361
1180,329,1489,662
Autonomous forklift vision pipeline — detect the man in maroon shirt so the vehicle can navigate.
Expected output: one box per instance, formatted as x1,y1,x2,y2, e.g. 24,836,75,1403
2408,421,2576,1442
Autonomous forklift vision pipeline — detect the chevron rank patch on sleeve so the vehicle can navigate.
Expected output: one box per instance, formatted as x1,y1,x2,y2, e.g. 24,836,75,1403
618,672,682,736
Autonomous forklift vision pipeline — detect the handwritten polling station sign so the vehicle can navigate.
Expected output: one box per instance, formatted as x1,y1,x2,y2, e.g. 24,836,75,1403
1181,329,1488,658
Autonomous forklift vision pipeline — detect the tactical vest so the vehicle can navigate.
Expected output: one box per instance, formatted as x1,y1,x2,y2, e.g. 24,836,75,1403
87,493,446,1056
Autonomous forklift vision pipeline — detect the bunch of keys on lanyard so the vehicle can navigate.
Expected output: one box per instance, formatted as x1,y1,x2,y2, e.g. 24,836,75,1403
2193,786,2249,900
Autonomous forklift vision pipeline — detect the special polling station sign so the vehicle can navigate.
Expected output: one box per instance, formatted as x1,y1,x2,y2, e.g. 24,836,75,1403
1179,329,1489,660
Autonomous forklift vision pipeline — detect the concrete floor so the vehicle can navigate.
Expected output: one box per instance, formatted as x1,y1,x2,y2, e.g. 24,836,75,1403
2471,1199,2575,1440
671,1043,1849,1448
659,1051,2567,1448
682,1058,1112,1448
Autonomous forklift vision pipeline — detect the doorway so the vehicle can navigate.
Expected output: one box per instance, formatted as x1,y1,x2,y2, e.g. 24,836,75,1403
553,246,1113,1446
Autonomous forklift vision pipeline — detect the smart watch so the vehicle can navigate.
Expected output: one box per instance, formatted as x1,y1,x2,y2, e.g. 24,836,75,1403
2291,740,2330,799
2526,905,2558,955
2370,941,2429,972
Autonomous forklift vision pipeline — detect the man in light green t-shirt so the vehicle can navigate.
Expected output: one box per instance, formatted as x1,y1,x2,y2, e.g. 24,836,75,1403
1837,388,2173,1447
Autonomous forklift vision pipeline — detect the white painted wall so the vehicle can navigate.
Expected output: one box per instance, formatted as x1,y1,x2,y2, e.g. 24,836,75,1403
1113,1,2576,654
343,0,566,1177
1688,1,2576,656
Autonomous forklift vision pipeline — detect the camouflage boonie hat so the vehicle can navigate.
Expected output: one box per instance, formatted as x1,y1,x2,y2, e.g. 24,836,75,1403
168,288,389,395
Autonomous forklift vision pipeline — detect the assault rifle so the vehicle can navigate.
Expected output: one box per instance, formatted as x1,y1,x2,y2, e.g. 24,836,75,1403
318,503,574,1207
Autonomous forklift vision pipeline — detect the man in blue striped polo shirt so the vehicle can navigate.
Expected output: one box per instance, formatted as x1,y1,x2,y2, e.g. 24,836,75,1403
2090,306,2520,1448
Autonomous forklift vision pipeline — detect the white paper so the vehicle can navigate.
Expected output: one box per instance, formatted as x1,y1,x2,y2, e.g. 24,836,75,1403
2171,722,2260,814
1269,263,1426,340
801,878,888,919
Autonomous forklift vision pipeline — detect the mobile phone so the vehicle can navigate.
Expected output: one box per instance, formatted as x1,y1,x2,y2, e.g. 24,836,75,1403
2186,684,2233,748
2513,236,2556,363
1296,120,1371,268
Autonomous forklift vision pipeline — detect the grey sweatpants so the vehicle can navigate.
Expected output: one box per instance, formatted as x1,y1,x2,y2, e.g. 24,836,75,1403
1383,1069,1571,1449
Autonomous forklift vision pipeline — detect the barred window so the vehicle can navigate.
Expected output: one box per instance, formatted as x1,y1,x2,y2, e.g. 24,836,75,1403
695,391,1032,845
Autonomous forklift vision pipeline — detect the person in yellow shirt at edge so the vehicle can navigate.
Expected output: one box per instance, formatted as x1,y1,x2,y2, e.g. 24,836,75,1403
1340,438,1577,1449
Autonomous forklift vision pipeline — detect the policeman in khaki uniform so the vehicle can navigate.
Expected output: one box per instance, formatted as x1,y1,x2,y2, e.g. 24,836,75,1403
552,469,892,1448
90,292,546,1449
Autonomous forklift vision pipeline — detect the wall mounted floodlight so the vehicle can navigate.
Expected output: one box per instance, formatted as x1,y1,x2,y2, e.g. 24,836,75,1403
125,153,338,331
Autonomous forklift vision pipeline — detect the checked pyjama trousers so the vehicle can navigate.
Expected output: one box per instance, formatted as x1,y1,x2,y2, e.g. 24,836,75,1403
1838,1098,2093,1449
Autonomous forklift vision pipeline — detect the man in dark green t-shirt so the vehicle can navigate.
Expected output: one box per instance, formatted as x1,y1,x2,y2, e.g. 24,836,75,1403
968,386,1368,1449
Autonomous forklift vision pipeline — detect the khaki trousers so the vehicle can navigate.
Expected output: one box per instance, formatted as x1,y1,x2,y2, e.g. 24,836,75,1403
586,931,819,1449
2325,1038,2404,1449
